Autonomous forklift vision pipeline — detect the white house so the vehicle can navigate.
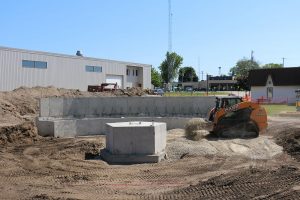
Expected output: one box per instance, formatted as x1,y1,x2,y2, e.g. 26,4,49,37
249,67,300,104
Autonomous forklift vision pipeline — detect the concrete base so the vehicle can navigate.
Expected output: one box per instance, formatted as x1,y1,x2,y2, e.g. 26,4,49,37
100,149,166,164
37,117,196,137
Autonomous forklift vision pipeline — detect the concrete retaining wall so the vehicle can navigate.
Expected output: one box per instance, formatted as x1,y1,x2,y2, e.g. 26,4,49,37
37,96,215,138
40,96,215,118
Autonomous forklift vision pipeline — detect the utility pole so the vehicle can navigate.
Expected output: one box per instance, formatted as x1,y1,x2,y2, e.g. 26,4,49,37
282,57,286,67
201,71,204,81
206,74,209,96
218,67,221,76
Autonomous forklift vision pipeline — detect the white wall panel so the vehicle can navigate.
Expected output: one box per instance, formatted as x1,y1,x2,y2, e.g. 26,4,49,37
0,47,151,91
251,86,299,104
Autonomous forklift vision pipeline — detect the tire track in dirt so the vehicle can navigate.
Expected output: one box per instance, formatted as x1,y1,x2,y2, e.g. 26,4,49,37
151,166,300,200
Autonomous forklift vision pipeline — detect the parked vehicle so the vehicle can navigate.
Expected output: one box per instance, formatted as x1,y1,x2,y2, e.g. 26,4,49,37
186,87,193,92
153,88,164,96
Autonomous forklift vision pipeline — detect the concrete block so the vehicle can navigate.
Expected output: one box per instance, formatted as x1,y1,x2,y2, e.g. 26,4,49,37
36,117,54,136
49,98,64,117
76,118,103,136
39,98,50,117
100,149,165,164
54,120,77,138
102,121,167,164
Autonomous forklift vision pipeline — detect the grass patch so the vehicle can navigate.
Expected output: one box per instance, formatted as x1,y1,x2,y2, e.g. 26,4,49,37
261,104,296,116
165,91,229,97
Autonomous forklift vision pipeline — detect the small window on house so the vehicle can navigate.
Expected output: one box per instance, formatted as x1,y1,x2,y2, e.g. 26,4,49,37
132,69,135,76
85,65,102,73
136,70,138,76
126,69,130,76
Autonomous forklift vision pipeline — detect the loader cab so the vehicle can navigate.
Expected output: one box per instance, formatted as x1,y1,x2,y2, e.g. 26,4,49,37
216,97,243,109
209,96,243,121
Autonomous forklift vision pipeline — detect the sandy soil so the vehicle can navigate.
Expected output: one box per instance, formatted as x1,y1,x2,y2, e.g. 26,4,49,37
0,86,153,145
0,87,299,199
0,117,299,199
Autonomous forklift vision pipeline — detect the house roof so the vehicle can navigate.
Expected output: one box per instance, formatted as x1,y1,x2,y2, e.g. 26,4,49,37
248,67,300,86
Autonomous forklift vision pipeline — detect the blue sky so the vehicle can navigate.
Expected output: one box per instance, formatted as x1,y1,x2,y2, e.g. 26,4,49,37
1,0,300,78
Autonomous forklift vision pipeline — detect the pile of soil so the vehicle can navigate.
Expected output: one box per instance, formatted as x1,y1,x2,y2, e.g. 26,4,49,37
114,87,154,96
0,86,152,145
0,121,38,145
275,127,300,161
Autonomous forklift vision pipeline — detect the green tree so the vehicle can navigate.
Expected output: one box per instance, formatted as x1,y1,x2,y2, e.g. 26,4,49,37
159,52,183,84
151,67,162,87
262,63,283,69
178,66,199,82
230,58,260,90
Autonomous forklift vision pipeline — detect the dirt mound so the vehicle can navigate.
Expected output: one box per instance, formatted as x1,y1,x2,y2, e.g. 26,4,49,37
185,118,210,140
0,121,38,145
114,87,153,96
276,127,300,161
0,86,153,144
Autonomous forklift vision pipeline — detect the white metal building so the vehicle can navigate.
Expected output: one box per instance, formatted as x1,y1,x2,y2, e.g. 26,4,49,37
0,46,151,91
249,67,300,104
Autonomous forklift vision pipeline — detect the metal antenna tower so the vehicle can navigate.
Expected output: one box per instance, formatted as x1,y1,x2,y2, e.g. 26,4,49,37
168,0,172,52
282,57,286,67
197,57,200,80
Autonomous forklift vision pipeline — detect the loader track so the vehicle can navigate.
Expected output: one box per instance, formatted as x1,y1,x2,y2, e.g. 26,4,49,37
154,166,300,200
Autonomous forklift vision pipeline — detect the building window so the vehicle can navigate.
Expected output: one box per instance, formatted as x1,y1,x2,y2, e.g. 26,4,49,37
136,70,138,76
35,61,47,69
22,60,47,69
132,69,135,76
85,65,102,73
126,69,130,76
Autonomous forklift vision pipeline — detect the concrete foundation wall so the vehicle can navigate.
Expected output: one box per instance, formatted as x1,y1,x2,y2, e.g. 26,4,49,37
37,96,215,138
37,117,198,137
40,96,216,118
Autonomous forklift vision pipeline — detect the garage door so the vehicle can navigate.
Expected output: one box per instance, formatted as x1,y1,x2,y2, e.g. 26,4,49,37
106,75,123,89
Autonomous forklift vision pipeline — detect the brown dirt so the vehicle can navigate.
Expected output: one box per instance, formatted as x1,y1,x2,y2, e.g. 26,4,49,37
275,127,300,162
0,86,151,145
0,117,299,199
0,88,300,199
0,121,38,145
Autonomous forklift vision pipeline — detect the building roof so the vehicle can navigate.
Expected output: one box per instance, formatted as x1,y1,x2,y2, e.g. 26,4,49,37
248,67,300,86
0,46,151,68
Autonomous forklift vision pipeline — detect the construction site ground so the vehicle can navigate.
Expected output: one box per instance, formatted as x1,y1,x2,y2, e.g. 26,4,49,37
0,87,300,199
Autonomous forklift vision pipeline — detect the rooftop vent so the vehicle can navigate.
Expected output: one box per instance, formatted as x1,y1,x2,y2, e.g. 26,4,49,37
76,50,83,56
